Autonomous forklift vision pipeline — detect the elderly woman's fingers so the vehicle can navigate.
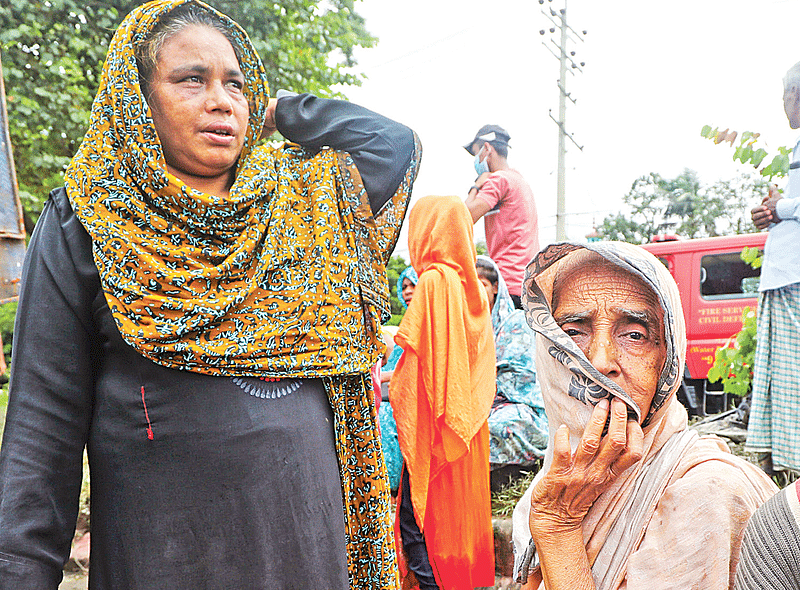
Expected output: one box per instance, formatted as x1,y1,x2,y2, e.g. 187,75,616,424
260,97,278,139
576,397,626,470
576,398,639,501
574,398,609,464
597,398,631,457
530,398,645,529
549,424,573,474
611,417,644,476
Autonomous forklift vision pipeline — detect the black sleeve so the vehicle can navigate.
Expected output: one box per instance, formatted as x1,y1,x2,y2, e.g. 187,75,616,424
0,188,100,588
274,93,416,214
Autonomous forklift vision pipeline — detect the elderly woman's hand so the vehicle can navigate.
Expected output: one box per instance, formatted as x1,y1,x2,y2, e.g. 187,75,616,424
530,397,643,535
524,397,643,590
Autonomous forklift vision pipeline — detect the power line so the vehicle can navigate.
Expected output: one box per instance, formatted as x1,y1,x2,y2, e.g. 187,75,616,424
538,0,587,240
364,25,477,71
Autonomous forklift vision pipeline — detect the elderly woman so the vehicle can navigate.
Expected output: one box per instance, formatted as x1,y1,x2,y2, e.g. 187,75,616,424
476,255,548,490
0,1,419,588
512,242,777,590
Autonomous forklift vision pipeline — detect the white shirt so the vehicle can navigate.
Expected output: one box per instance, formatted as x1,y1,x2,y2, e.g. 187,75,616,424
759,136,800,291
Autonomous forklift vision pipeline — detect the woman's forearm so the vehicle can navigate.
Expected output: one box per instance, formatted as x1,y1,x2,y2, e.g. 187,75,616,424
534,527,596,590
274,92,415,213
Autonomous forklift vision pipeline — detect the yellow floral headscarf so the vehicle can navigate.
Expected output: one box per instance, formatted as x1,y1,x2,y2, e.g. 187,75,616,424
64,0,418,378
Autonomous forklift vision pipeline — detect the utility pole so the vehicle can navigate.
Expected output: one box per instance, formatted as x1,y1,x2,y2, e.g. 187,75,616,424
539,0,586,241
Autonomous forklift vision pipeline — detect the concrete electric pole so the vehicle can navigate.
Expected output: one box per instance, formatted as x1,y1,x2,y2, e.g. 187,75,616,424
539,0,586,241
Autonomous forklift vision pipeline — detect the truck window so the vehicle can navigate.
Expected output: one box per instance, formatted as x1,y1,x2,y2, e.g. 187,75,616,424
700,252,760,299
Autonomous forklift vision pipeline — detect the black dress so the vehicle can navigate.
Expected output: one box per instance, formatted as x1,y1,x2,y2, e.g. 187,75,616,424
0,93,416,589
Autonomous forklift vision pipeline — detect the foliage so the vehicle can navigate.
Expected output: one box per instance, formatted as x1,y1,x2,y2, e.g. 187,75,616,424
707,306,757,397
771,467,800,488
0,0,376,229
0,300,16,367
386,254,409,319
700,127,790,181
707,246,762,397
0,300,17,440
385,314,403,327
741,245,763,269
596,170,767,243
700,125,784,399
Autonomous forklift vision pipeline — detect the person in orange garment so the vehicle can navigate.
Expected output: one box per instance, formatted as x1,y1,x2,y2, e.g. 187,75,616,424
391,194,496,589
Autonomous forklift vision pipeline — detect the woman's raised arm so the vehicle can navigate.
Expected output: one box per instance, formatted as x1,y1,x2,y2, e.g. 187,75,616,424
273,92,417,214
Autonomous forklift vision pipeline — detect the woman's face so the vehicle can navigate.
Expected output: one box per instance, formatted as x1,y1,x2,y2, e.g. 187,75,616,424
401,277,416,306
478,275,498,310
552,262,667,421
147,25,250,194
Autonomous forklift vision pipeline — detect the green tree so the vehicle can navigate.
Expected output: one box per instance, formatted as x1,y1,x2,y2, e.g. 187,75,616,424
0,0,376,230
707,175,771,235
597,169,767,244
386,254,409,325
597,172,675,244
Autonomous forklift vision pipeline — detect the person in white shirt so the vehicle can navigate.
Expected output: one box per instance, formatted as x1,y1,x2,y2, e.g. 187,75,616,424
746,60,800,475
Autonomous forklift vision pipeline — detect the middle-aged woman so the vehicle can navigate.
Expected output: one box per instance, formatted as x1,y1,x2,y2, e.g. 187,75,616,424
511,242,777,590
0,1,420,589
392,195,496,590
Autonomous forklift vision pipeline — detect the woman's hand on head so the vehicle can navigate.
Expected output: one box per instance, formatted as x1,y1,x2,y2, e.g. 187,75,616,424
260,97,278,140
529,397,643,538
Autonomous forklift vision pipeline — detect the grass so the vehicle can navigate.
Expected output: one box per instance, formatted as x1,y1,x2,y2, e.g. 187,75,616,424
491,461,541,517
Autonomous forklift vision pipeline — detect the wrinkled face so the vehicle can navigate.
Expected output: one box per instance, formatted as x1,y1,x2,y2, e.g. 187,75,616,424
401,277,416,306
552,262,667,421
478,275,498,310
147,25,249,192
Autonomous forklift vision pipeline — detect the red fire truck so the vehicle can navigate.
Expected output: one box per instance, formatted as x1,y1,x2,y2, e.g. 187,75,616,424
640,233,767,415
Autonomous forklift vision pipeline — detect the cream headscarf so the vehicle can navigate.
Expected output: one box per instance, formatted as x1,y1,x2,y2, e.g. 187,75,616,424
512,242,777,590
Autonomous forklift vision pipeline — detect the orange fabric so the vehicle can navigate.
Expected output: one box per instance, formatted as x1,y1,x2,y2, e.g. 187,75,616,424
392,195,496,589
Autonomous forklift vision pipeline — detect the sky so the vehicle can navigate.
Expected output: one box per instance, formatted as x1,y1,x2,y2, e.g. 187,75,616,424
338,0,800,261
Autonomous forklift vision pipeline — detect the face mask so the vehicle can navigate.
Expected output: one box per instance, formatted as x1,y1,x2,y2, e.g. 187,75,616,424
473,148,489,176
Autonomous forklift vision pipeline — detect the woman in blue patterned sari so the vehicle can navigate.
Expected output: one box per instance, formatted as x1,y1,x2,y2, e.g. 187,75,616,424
476,256,548,489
